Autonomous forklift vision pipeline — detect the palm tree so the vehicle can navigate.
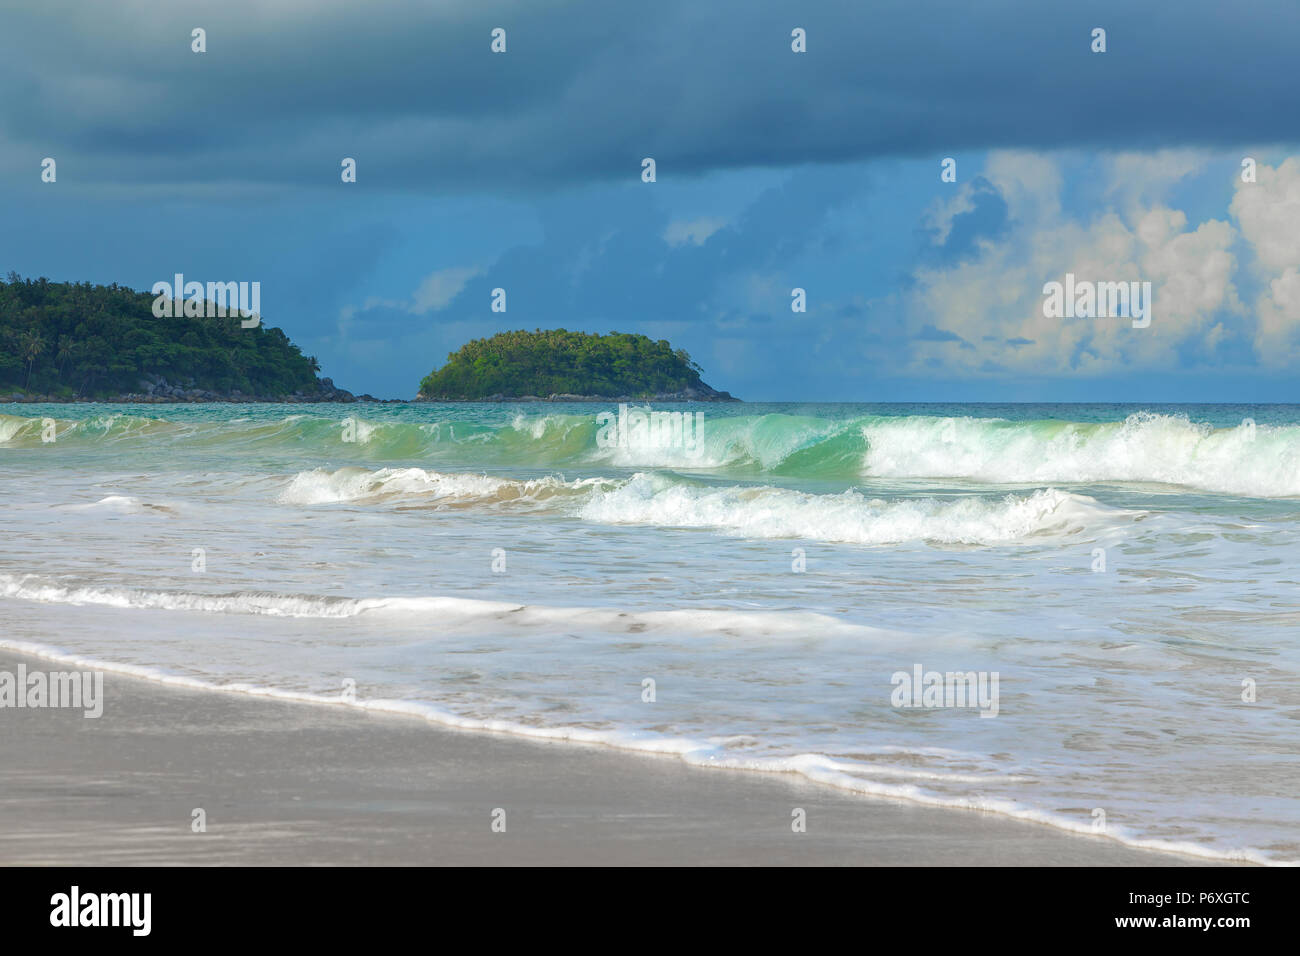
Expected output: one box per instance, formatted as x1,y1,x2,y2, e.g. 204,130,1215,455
19,330,45,391
56,335,75,378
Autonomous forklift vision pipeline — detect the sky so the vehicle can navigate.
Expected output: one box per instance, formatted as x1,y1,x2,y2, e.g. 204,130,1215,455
1,0,1298,401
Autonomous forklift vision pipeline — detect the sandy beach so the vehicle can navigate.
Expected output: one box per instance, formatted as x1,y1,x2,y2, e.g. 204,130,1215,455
5,0,1300,882
0,650,1233,867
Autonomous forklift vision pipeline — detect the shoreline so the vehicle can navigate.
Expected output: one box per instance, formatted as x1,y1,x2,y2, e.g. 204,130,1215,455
1,396,739,405
0,647,1239,866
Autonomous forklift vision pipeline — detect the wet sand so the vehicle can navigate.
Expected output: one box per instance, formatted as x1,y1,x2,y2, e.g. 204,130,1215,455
0,650,1234,866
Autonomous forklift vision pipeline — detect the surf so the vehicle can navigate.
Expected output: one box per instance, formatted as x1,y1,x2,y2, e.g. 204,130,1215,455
4,406,1299,497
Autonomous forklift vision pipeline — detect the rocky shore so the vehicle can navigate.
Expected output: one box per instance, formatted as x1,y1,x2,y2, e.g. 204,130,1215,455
415,383,740,403
5,380,739,405
4,375,390,404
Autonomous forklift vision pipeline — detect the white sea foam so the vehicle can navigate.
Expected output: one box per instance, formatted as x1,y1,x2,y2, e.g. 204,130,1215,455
277,466,602,506
579,474,1120,545
58,495,170,515
0,573,880,637
861,412,1300,497
275,466,1122,545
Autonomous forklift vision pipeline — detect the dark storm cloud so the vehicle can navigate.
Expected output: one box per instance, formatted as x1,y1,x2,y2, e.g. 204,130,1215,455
436,167,861,326
2,0,1297,192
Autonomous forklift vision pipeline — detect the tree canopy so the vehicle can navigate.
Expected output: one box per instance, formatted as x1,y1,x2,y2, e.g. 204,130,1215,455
418,329,720,399
0,274,323,398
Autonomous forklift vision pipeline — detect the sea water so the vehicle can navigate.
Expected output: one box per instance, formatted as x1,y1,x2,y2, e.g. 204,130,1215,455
1,401,1297,863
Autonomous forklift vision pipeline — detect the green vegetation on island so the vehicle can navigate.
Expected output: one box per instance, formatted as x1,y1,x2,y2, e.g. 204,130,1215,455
417,329,737,401
0,274,353,401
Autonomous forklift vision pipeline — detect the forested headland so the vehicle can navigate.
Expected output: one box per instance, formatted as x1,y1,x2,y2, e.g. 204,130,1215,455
0,274,360,401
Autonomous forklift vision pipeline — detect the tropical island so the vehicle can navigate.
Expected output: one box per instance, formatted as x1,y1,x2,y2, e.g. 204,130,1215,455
417,329,738,401
0,274,370,402
2,278,738,404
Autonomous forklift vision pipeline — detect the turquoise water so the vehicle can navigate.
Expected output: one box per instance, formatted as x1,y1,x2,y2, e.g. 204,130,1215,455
2,401,1298,863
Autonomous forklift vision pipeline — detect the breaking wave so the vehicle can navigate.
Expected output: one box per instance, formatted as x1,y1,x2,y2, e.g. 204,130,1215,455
4,408,1297,496
277,466,1122,545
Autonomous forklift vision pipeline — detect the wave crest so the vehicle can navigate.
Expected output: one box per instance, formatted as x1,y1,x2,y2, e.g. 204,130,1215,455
579,474,1117,545
860,412,1299,497
6,408,1297,497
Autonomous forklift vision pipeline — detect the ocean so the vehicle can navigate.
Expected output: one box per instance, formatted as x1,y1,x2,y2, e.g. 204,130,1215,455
2,401,1297,864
